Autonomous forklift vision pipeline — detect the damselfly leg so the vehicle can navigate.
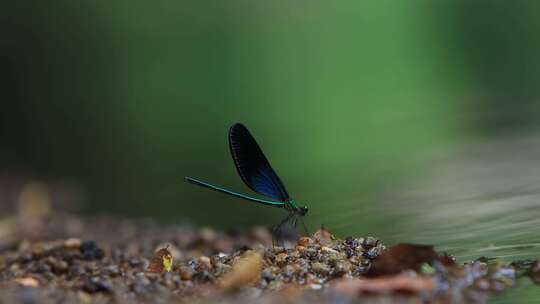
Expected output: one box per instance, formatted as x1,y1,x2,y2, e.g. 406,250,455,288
272,212,294,247
299,217,309,236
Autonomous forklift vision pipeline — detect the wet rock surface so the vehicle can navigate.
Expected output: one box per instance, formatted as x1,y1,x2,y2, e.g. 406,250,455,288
0,213,538,303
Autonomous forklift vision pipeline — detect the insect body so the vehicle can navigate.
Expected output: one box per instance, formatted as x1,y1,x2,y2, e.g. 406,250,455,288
185,123,308,238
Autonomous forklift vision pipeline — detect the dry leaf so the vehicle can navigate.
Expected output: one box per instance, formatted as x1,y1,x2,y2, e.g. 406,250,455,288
366,243,440,277
17,182,51,220
313,225,334,245
333,276,435,295
147,246,173,273
220,250,263,292
530,261,540,284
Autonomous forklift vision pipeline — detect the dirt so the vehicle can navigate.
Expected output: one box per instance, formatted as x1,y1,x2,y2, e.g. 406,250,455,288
1,209,540,304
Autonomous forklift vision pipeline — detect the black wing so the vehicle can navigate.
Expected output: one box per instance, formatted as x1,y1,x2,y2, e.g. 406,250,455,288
229,123,290,202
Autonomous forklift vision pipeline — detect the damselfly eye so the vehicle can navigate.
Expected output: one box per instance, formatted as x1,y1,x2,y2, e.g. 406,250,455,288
299,206,308,216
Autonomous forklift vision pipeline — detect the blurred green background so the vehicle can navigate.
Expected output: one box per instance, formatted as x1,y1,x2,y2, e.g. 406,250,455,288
3,2,540,289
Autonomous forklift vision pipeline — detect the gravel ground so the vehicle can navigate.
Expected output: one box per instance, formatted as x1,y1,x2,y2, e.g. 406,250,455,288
0,210,539,304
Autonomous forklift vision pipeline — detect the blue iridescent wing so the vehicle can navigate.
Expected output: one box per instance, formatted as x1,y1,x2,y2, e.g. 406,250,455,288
229,123,290,202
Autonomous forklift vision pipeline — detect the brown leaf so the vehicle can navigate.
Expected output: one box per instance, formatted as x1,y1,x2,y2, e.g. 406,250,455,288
333,276,435,295
312,225,334,245
147,246,173,273
366,243,440,277
530,260,540,284
220,250,263,292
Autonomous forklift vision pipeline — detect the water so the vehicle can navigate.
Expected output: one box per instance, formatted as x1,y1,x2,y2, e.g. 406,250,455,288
368,134,540,302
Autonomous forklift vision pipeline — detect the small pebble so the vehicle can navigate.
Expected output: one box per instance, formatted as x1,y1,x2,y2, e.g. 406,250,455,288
332,261,351,277
297,237,314,247
129,258,144,267
80,241,104,261
14,277,39,287
193,270,215,283
363,237,378,248
275,253,289,266
312,262,330,275
103,265,121,276
82,276,112,293
261,269,275,282
198,256,212,270
321,246,339,254
309,284,323,290
179,266,195,280
64,238,82,248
